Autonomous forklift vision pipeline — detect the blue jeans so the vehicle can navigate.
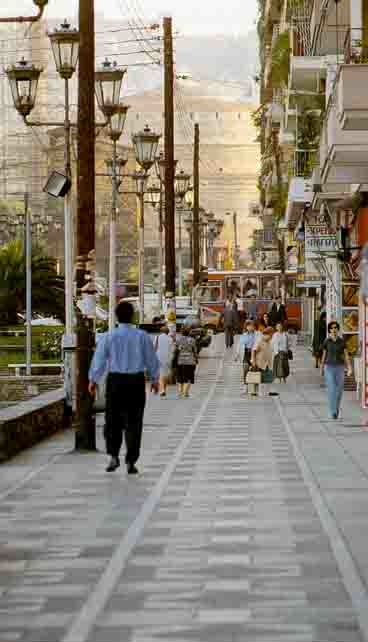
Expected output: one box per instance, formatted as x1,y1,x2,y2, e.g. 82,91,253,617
324,365,345,417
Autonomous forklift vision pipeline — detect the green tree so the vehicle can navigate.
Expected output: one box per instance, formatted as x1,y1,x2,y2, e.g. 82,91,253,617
0,240,65,326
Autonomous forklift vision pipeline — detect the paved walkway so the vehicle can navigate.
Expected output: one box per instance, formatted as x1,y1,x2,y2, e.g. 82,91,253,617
1,338,368,641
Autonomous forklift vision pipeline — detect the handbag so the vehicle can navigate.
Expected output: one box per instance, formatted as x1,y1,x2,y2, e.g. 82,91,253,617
287,349,293,360
246,369,262,384
171,347,179,369
261,367,273,384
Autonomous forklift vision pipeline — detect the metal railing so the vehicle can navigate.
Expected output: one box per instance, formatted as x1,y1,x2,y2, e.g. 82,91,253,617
292,149,319,178
344,28,368,64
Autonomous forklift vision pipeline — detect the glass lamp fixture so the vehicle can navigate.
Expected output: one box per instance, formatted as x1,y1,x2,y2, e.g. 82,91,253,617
133,170,148,196
132,125,161,172
175,169,191,199
95,59,126,119
147,184,161,208
48,20,79,80
6,58,43,117
108,103,129,142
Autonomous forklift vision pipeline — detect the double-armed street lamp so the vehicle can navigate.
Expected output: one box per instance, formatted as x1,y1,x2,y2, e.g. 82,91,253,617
132,125,161,323
174,169,191,296
6,27,131,405
206,212,224,269
101,101,129,331
226,210,239,269
146,182,163,311
0,194,51,375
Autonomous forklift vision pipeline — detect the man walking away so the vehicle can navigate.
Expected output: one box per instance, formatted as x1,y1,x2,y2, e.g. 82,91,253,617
269,296,287,327
88,301,160,474
245,294,259,321
320,321,352,419
222,303,237,348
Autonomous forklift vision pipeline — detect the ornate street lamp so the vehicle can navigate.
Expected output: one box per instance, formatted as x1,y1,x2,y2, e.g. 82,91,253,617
95,59,126,119
132,170,149,322
175,169,191,200
147,184,161,208
154,151,178,183
48,20,79,80
216,218,224,236
108,103,129,142
6,58,43,117
105,155,128,182
132,125,161,172
185,188,193,209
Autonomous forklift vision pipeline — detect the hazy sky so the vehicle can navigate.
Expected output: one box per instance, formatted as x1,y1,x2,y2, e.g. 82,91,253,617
1,0,258,35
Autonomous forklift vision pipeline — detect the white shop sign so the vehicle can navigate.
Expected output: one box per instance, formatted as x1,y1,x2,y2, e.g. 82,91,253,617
305,225,337,259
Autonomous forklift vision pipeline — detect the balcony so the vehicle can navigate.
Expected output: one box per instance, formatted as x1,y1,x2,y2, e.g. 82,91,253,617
337,64,368,130
285,150,317,228
320,101,368,186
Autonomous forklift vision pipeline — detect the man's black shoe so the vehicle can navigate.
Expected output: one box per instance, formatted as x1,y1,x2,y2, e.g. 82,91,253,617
332,413,338,420
127,463,139,475
106,457,120,472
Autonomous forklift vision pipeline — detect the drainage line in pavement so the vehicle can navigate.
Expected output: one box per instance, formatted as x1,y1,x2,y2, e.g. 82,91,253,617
276,397,368,642
62,354,225,642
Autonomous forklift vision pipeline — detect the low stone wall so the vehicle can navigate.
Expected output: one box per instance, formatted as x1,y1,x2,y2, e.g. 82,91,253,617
0,376,62,403
0,389,65,462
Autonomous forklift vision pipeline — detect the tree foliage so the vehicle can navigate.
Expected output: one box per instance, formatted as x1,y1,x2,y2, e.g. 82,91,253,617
0,240,65,326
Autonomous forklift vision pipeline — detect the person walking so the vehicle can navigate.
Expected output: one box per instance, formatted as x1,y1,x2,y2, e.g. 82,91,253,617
88,301,160,474
222,303,237,348
235,320,257,385
176,325,198,398
245,293,259,321
269,296,287,327
251,327,274,396
312,310,327,368
155,325,174,397
320,321,352,419
272,322,290,382
259,312,271,331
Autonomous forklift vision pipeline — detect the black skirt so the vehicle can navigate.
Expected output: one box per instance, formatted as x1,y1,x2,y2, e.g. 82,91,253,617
176,364,196,384
273,352,289,379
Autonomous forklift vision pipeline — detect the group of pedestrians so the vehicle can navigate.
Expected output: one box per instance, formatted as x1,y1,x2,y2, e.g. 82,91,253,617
235,319,291,396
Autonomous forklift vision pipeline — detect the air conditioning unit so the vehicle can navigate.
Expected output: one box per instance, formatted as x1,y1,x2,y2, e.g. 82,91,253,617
312,167,321,193
249,202,261,218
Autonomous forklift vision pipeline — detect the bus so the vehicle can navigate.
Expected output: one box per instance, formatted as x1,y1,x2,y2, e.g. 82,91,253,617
190,269,302,332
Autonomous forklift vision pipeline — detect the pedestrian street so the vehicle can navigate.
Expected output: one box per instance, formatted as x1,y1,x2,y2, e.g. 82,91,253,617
1,337,368,642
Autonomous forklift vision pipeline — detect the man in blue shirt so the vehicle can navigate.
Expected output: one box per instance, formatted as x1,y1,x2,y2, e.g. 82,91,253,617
88,301,160,474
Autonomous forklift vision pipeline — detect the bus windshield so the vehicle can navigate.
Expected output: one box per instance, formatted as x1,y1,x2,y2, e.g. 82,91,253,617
198,281,222,302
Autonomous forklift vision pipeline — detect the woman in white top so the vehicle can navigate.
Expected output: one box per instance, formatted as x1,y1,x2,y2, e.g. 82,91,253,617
251,327,274,396
271,322,290,382
155,326,174,397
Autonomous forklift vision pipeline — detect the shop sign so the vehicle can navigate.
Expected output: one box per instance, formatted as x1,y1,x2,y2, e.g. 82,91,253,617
305,225,337,259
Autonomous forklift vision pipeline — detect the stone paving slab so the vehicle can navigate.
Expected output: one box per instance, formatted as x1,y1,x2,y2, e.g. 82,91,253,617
0,340,367,641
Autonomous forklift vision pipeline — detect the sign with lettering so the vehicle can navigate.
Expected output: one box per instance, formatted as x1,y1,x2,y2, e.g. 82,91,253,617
305,225,337,259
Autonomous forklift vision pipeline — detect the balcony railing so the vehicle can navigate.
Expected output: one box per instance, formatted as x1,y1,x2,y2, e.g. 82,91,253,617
292,149,319,178
344,28,368,64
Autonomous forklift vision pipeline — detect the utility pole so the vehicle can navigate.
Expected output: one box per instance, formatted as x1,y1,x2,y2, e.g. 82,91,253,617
193,123,200,285
163,17,175,296
74,0,96,451
163,16,176,332
24,193,31,376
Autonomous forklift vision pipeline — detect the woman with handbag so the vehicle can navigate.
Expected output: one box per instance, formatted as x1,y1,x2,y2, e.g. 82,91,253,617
175,326,198,398
251,327,274,396
235,320,257,385
272,322,290,383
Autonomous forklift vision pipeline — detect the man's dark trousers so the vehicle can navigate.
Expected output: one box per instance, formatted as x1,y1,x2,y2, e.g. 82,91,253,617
105,372,146,465
225,327,234,348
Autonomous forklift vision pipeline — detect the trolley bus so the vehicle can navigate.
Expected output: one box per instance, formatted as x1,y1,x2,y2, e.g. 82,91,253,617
190,269,302,332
